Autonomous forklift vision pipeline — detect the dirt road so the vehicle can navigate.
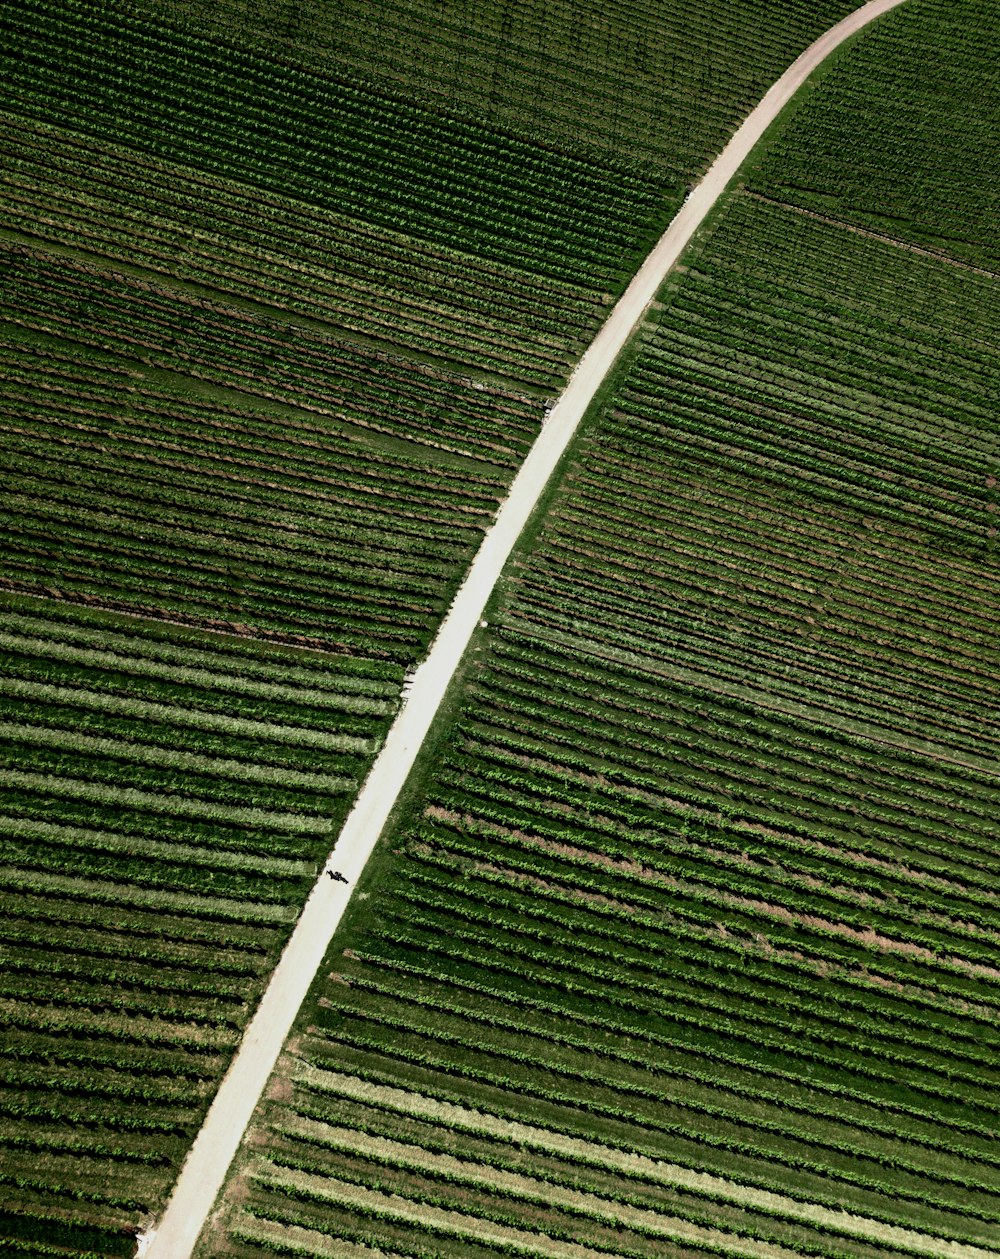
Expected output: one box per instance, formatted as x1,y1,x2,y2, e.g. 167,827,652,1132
143,2,908,1253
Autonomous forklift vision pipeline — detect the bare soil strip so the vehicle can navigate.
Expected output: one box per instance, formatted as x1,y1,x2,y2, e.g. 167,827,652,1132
143,4,911,1253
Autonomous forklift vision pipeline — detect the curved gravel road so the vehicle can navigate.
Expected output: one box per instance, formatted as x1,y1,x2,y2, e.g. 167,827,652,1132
143,1,908,1253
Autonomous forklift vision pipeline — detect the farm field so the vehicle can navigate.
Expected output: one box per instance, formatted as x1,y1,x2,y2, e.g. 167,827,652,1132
0,324,510,662
200,2,1000,1257
750,0,1000,268
87,0,859,170
0,593,401,1255
0,0,865,633
0,0,876,1252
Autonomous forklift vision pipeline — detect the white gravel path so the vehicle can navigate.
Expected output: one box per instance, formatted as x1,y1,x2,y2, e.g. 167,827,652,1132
143,2,908,1253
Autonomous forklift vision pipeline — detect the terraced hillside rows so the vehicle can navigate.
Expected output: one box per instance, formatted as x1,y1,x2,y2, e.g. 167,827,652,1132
0,0,871,1251
201,2,1000,1256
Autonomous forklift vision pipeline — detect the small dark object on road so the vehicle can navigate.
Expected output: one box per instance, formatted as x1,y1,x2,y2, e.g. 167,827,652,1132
327,869,349,884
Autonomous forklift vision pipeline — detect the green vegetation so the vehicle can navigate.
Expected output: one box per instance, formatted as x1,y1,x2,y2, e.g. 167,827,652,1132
104,0,858,169
0,593,400,1253
201,1,1000,1256
751,0,1000,267
0,0,670,419
0,324,508,661
0,0,870,1248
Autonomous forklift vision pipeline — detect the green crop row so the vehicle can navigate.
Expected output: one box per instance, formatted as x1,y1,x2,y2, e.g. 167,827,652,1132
310,1016,999,1226
268,1086,917,1259
372,896,998,1116
749,0,1000,270
0,591,398,1235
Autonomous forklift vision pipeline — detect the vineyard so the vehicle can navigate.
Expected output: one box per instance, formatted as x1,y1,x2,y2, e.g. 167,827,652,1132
101,0,859,169
0,0,676,401
0,0,885,1251
200,1,1000,1256
0,593,400,1255
0,318,513,661
750,0,1000,269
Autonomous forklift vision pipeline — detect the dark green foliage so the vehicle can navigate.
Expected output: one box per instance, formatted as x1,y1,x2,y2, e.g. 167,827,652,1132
206,12,1000,1254
0,595,400,1233
750,0,1000,268
4,0,995,1250
0,1209,134,1257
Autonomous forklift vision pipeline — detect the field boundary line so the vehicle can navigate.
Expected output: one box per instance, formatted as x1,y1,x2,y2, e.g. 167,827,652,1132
143,2,909,1253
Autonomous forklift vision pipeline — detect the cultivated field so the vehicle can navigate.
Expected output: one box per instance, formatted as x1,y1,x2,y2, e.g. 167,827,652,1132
750,0,999,268
199,1,1000,1256
0,322,510,660
95,0,859,169
0,0,876,1252
0,594,400,1250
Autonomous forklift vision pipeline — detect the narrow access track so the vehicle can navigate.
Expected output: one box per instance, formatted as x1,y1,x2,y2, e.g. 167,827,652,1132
143,2,907,1253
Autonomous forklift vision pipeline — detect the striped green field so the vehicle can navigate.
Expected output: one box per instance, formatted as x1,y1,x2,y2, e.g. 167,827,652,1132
0,0,875,1251
0,593,401,1251
199,2,1000,1256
